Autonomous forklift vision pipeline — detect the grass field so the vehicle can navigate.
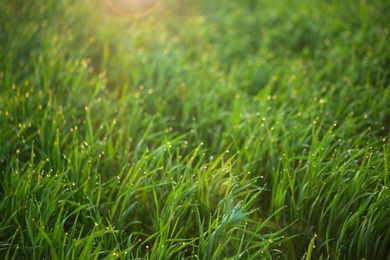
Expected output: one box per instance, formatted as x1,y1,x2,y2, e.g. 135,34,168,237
1,0,389,259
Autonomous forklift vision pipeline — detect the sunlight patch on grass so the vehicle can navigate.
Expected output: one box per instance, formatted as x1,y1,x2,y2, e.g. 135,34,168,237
105,0,161,17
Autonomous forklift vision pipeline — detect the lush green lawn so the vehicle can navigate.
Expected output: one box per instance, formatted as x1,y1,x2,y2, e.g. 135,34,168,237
1,0,389,259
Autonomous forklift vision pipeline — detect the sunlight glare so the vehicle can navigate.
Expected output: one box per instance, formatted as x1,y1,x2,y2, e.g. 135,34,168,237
105,0,160,17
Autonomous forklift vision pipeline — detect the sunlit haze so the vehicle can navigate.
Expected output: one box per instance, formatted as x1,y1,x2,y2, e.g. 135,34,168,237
106,0,160,16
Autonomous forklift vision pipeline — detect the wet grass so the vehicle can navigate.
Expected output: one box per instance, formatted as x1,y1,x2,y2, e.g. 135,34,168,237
0,0,389,259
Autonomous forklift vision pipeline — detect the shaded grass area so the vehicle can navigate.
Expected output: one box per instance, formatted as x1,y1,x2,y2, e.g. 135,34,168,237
1,0,389,259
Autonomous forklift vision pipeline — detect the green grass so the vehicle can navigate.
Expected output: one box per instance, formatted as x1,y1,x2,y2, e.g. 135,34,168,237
1,0,389,259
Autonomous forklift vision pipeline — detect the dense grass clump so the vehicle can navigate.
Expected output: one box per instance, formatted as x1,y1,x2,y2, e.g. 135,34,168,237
1,0,389,259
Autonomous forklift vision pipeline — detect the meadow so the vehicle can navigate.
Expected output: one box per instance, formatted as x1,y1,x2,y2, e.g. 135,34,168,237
0,0,389,259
